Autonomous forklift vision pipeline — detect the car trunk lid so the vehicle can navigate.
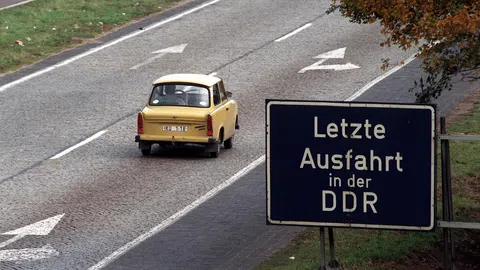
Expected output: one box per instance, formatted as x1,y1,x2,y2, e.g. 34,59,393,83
141,106,209,137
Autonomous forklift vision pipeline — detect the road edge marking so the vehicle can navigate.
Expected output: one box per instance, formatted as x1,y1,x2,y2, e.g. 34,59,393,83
49,130,108,160
87,154,266,270
0,0,36,11
345,52,417,101
0,0,221,93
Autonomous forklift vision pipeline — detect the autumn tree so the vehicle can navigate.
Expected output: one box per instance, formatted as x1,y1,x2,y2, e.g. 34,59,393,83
327,0,480,103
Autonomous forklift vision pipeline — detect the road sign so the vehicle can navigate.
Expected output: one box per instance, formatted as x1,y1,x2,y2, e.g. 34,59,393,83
0,214,64,262
265,100,437,231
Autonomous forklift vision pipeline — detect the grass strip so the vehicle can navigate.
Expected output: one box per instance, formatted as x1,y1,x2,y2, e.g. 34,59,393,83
0,0,184,74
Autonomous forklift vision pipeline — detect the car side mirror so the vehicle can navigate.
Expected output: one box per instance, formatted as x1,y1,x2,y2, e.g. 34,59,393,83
226,91,233,98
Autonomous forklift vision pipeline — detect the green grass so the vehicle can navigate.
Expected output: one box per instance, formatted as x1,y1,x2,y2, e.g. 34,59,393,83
255,97,480,270
448,102,480,182
447,99,480,222
0,0,183,74
255,228,440,270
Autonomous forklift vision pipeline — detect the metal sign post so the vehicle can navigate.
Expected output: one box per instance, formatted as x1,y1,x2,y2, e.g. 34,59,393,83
328,228,339,268
319,227,326,270
318,227,339,270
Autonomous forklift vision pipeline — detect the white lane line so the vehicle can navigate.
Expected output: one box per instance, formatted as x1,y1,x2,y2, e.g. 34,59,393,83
275,23,312,42
0,245,59,262
0,0,36,11
49,130,108,159
87,154,266,270
0,0,221,93
345,52,417,101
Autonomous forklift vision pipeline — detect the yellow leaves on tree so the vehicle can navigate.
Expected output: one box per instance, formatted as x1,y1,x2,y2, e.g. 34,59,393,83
328,0,480,103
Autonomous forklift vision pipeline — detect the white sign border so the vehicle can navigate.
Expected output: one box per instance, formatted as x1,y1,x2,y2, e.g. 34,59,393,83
265,100,437,231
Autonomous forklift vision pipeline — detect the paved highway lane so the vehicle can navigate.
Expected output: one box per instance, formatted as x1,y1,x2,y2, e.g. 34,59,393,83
0,0,417,269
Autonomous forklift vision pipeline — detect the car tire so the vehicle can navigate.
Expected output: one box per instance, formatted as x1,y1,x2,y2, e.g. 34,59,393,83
141,148,151,156
224,135,233,149
210,142,220,158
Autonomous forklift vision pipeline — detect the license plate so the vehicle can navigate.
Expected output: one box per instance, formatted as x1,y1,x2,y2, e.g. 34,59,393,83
163,125,188,132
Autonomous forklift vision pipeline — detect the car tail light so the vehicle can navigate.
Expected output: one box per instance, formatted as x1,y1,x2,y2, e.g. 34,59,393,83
137,112,143,134
207,114,213,136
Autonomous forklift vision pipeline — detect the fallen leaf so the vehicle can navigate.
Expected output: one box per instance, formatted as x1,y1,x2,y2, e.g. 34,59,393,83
15,40,24,46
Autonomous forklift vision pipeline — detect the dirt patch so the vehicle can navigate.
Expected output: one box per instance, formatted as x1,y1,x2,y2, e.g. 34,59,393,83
375,229,480,270
375,246,444,270
445,88,480,127
452,175,480,203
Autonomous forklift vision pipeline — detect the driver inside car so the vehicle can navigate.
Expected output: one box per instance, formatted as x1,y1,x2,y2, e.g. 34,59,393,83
159,84,186,105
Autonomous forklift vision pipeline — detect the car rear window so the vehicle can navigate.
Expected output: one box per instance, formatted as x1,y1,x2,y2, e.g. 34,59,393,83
149,83,210,108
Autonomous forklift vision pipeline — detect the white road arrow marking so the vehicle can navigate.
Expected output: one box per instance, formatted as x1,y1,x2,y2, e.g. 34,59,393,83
315,47,347,59
0,214,64,262
298,47,360,73
130,43,187,70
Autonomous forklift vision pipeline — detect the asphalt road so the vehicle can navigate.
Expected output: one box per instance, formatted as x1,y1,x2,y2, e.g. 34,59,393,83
0,0,418,269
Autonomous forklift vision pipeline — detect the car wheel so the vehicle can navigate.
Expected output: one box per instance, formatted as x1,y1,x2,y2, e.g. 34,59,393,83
141,147,151,156
210,141,220,158
224,135,233,149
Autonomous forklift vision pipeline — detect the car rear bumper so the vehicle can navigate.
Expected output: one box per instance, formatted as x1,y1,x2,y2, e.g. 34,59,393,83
135,134,215,144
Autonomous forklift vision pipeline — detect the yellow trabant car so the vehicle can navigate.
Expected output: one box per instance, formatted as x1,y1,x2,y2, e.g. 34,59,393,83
135,73,239,157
